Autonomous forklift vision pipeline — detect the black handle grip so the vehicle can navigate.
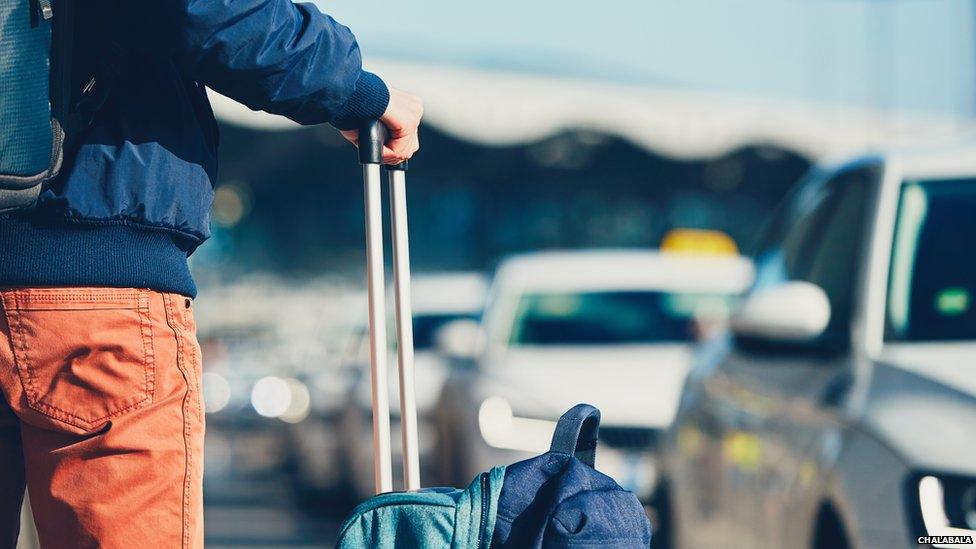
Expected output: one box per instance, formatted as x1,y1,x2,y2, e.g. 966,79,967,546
358,119,387,165
358,120,410,171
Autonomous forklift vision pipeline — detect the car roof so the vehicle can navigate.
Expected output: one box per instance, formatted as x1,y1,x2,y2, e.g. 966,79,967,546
410,272,488,314
493,249,755,294
827,139,976,181
894,140,976,180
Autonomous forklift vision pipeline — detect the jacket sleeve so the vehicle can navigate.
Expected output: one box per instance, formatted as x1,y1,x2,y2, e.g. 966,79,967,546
140,0,389,129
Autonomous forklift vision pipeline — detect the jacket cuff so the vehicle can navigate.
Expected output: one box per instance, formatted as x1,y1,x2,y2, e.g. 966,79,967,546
330,71,391,130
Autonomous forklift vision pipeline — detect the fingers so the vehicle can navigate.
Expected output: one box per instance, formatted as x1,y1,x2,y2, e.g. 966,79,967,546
342,127,416,164
342,85,422,164
380,86,423,164
339,129,358,147
382,133,420,165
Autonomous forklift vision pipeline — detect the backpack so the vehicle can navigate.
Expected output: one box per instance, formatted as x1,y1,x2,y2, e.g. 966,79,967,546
0,0,111,213
335,404,652,548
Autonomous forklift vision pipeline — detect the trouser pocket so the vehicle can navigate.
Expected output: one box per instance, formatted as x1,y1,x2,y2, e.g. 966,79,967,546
1,288,155,433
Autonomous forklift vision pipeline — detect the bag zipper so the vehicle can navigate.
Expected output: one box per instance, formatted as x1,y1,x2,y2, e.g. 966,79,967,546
476,472,490,549
28,0,52,26
54,0,74,120
46,0,77,178
38,0,52,19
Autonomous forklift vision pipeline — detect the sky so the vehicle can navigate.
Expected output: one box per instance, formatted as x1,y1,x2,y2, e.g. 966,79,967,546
319,0,976,119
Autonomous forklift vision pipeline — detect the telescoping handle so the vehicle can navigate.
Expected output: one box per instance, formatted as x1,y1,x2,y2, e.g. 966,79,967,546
358,120,421,494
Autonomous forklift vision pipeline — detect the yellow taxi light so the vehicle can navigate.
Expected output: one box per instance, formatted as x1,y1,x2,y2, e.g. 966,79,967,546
661,229,739,256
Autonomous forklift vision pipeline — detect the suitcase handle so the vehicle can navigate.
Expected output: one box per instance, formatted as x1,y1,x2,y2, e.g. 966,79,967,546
358,119,409,171
358,119,421,494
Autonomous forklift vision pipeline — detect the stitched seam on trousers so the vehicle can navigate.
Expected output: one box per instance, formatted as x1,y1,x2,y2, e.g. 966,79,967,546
11,294,143,304
9,296,154,430
165,294,193,549
185,315,203,421
8,294,40,408
140,294,156,404
30,395,151,429
32,330,152,427
8,289,146,310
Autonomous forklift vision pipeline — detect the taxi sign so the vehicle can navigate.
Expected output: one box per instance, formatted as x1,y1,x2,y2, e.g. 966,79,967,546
661,229,739,256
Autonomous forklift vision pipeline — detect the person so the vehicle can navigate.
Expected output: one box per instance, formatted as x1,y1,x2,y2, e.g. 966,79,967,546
0,1,422,547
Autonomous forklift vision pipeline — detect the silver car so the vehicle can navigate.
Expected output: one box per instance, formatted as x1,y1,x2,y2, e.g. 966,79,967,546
434,249,754,501
656,146,976,549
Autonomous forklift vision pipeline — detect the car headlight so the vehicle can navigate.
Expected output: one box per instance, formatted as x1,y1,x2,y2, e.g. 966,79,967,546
250,376,311,423
964,484,976,530
201,371,232,414
913,474,976,546
477,396,554,454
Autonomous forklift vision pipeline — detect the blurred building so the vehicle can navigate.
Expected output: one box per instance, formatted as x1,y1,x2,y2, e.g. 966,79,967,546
193,0,976,283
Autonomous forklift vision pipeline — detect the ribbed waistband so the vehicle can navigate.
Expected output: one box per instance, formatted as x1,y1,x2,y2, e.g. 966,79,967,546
0,219,197,297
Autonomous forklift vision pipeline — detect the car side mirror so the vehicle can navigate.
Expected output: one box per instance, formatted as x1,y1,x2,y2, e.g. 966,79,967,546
434,319,484,362
731,281,831,345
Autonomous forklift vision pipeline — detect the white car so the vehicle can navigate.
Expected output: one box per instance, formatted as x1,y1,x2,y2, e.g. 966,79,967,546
657,146,976,549
433,249,754,500
337,273,488,499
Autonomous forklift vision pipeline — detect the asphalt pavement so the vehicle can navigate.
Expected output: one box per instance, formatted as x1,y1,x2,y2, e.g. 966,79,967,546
204,424,344,548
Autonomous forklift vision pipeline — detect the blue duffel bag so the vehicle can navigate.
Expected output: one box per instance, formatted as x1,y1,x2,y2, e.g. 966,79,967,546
336,404,652,548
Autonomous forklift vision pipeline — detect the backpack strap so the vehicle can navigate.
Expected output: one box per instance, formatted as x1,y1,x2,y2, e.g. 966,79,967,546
549,404,601,467
53,0,122,155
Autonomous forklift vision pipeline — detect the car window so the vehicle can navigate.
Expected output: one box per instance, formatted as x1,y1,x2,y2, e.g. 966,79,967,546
750,174,835,291
412,313,479,350
886,179,976,342
507,291,736,345
751,164,877,346
348,313,480,354
801,168,874,340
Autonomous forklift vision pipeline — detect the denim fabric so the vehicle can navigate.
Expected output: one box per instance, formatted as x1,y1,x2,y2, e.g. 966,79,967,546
492,405,652,548
336,467,505,549
492,453,651,548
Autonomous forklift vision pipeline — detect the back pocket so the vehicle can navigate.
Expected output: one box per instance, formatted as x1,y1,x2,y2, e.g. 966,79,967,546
4,289,155,432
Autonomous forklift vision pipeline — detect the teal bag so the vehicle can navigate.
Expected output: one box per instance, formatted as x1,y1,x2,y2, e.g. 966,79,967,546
335,405,652,548
336,467,505,549
0,0,60,211
0,0,113,212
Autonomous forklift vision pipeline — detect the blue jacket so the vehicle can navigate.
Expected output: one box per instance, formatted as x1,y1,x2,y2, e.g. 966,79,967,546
0,0,389,297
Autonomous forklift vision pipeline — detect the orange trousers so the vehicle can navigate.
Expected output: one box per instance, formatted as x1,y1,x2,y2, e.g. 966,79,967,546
0,288,204,549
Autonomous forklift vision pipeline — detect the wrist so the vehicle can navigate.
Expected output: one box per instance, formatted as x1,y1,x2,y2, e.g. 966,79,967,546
331,71,391,131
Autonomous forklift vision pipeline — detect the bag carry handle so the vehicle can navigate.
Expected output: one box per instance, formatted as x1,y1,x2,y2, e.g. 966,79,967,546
550,404,601,468
358,120,421,494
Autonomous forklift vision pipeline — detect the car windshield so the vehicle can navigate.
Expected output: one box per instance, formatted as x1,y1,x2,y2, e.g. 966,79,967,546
508,291,735,345
413,313,479,350
886,179,976,342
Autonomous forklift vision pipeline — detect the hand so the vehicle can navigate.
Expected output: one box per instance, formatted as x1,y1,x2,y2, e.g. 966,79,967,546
341,86,423,164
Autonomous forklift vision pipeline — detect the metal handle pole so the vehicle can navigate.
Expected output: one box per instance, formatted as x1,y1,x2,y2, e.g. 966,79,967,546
388,163,421,491
359,121,393,495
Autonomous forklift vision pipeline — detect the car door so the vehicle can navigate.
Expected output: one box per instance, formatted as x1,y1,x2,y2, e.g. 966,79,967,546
695,163,879,548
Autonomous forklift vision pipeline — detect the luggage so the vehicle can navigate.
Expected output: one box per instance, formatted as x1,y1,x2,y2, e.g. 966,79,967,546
335,121,653,548
0,0,112,212
0,0,60,211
